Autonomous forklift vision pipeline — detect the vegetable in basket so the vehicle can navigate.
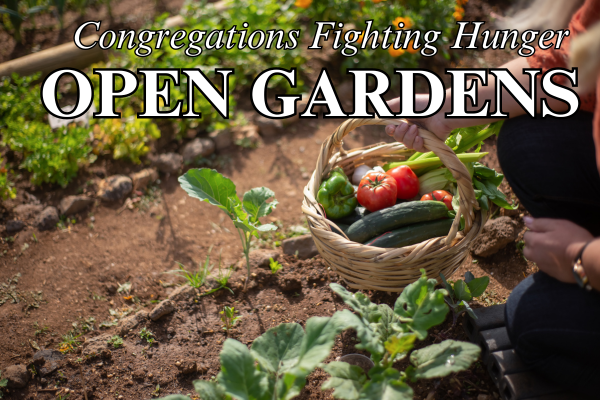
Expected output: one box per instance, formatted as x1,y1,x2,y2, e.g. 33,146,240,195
317,167,358,219
386,165,420,199
421,190,453,211
356,171,397,212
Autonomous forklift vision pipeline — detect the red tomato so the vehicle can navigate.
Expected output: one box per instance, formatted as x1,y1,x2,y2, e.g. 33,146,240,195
421,190,453,211
386,165,420,200
357,172,397,212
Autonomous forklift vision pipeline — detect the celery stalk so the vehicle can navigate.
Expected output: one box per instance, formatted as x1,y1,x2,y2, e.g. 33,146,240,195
383,152,488,171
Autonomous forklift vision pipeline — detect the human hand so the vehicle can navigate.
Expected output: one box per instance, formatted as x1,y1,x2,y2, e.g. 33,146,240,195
523,217,593,283
384,94,452,152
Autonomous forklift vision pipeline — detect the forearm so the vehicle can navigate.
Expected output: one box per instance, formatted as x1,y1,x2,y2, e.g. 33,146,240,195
580,239,600,291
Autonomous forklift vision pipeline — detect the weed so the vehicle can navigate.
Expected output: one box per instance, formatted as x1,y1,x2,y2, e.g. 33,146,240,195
440,271,490,326
516,240,527,261
152,384,161,397
34,321,49,336
165,247,213,289
269,258,283,275
139,328,155,346
58,332,81,353
107,335,123,349
0,369,7,398
117,282,132,295
220,306,240,333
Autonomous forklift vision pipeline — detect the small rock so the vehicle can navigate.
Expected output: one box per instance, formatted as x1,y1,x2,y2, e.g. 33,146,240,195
82,334,111,358
149,299,175,321
117,311,149,336
282,234,319,259
197,362,208,374
208,129,233,151
255,116,284,137
152,153,183,174
13,204,44,220
33,349,64,376
176,359,197,374
248,249,280,269
130,168,158,191
59,195,93,216
168,285,197,302
233,125,261,147
5,220,25,234
4,364,29,388
97,175,133,202
182,138,215,164
132,369,145,381
35,206,59,231
471,216,518,257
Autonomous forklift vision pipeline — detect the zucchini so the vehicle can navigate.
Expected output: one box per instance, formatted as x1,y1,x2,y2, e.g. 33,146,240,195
330,207,370,225
346,201,449,243
330,223,349,237
365,218,453,248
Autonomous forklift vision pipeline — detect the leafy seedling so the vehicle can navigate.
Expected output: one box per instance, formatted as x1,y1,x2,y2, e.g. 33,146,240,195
0,369,7,398
58,332,81,353
440,271,490,325
220,306,240,333
139,328,155,346
179,168,278,289
152,384,161,397
117,282,132,295
269,258,283,274
107,335,123,349
165,247,213,288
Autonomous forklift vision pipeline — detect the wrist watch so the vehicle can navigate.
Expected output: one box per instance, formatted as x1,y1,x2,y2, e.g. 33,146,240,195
573,241,593,291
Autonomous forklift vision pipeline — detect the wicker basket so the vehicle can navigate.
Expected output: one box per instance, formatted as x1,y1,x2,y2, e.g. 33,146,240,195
302,118,488,292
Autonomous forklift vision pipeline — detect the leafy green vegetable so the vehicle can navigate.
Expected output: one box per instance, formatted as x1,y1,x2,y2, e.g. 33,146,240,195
440,271,490,325
407,340,481,380
179,168,278,286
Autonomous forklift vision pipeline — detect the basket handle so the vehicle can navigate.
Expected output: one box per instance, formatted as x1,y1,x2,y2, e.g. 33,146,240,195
312,118,479,244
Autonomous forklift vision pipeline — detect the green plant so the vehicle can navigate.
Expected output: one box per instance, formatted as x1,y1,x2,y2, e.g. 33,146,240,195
139,327,155,346
0,369,7,398
157,270,480,400
107,335,123,349
440,271,490,325
0,159,16,201
92,115,160,163
152,384,161,397
166,248,213,289
0,0,47,42
219,306,240,332
58,331,81,353
269,257,283,274
179,168,278,288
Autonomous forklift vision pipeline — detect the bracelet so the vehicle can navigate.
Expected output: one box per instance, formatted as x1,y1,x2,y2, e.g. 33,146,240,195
573,241,593,291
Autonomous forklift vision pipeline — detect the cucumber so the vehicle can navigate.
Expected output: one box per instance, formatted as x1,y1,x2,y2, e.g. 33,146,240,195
330,207,370,225
365,218,453,248
330,223,349,237
346,201,449,243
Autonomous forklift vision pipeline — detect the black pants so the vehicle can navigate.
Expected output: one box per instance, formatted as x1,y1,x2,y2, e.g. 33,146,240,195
499,111,600,396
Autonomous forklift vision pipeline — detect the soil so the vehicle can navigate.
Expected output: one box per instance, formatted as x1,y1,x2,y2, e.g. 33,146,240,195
0,0,535,399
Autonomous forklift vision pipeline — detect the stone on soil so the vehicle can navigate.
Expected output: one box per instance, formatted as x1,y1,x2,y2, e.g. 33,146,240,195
255,116,283,137
277,276,302,292
175,359,197,374
33,349,64,376
471,216,518,257
13,204,43,220
152,153,183,174
35,206,59,231
149,299,176,321
82,333,112,358
118,310,149,335
59,195,93,215
282,234,319,259
130,168,158,191
182,138,215,164
5,220,25,234
168,285,197,302
208,129,233,150
97,175,133,202
247,249,280,269
4,364,29,388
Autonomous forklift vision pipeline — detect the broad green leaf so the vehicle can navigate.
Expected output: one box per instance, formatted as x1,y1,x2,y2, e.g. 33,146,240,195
251,323,304,374
394,269,449,340
460,301,477,319
463,271,475,283
331,310,384,361
0,378,7,387
466,276,489,298
219,339,273,400
256,223,277,232
330,283,381,323
243,187,278,222
453,280,472,302
322,361,366,400
409,340,481,380
194,380,227,400
359,368,413,400
373,304,400,343
439,273,454,297
275,372,307,400
179,169,240,216
384,333,416,361
295,316,344,373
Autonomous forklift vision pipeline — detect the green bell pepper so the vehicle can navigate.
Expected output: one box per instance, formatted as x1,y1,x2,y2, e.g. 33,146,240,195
317,168,358,219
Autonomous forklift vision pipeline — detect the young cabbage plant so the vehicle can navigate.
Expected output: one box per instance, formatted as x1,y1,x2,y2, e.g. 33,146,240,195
179,168,278,289
157,270,481,400
440,271,490,325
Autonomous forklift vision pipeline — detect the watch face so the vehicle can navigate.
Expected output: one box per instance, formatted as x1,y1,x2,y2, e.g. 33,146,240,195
573,264,587,288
